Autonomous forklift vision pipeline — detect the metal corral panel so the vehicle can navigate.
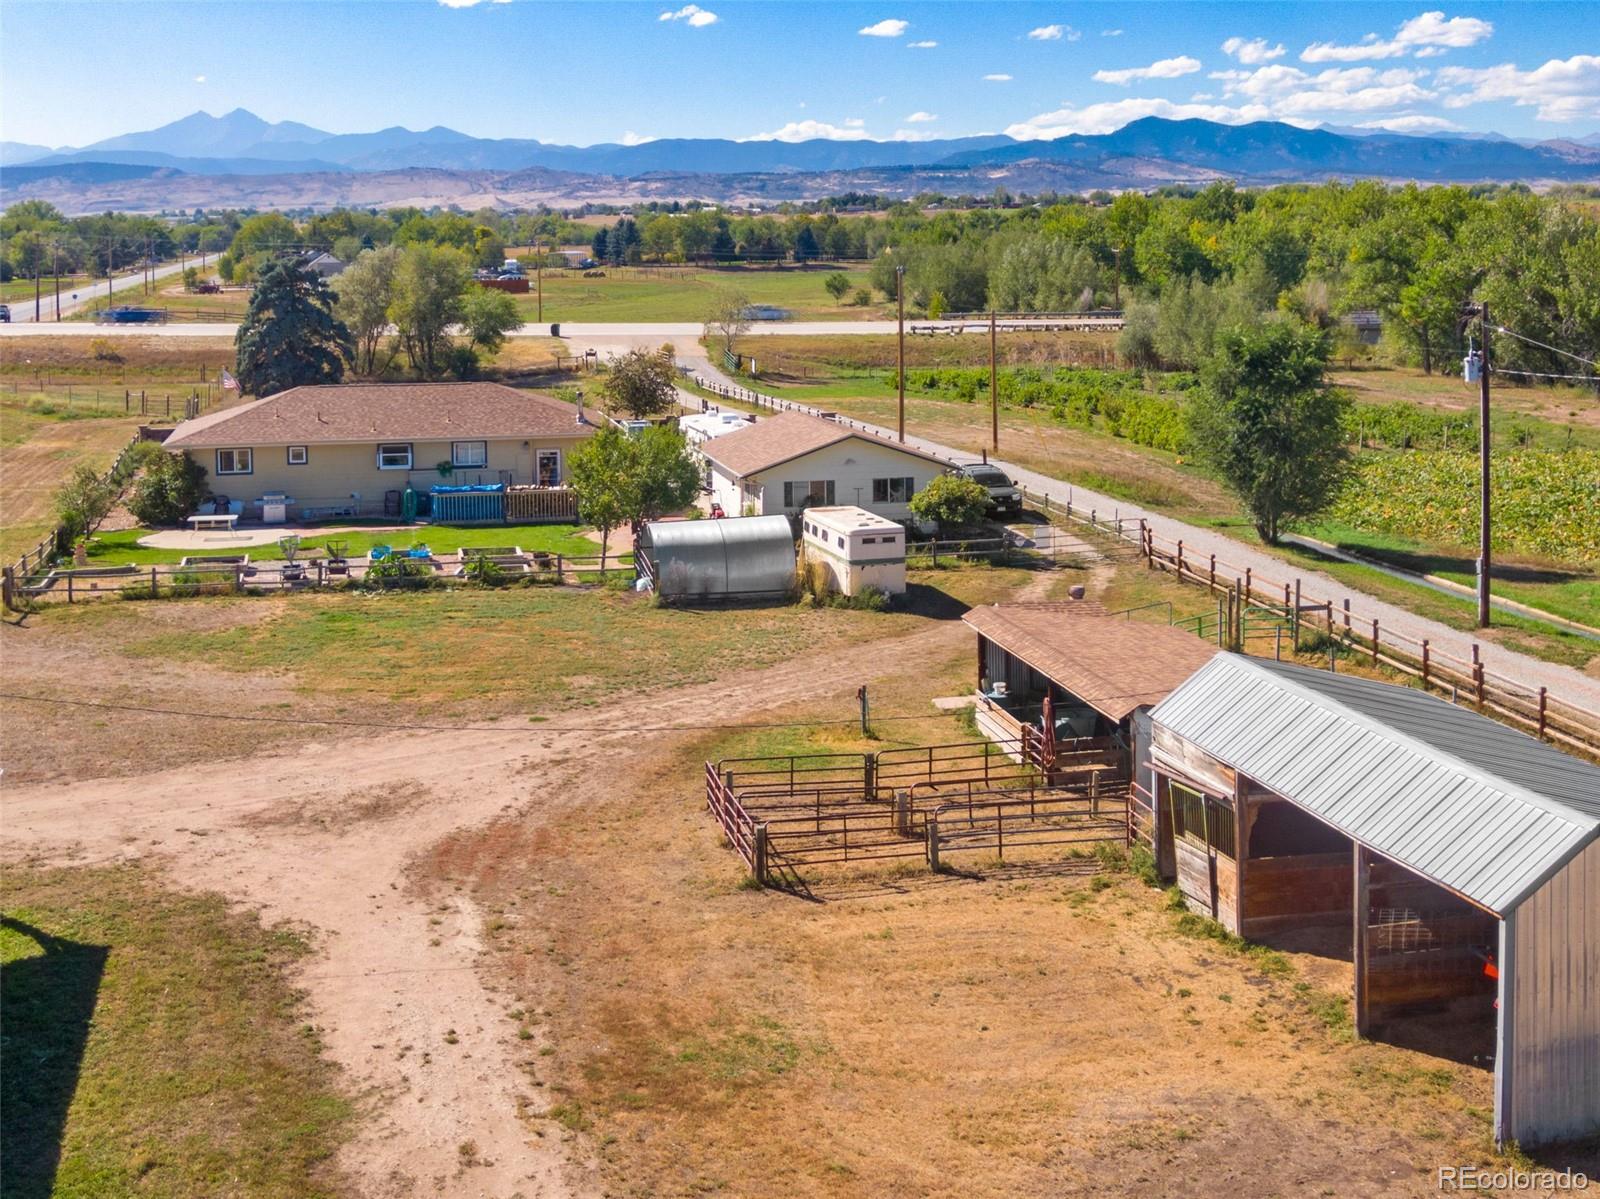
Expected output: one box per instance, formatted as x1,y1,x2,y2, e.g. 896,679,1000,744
1149,655,1600,914
641,515,795,599
1505,839,1600,1145
431,485,505,523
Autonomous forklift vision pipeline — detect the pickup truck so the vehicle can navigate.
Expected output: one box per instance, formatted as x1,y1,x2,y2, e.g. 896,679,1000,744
956,462,1023,516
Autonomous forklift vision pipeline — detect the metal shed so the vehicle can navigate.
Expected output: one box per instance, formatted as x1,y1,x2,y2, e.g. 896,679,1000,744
1147,654,1600,1148
636,515,796,602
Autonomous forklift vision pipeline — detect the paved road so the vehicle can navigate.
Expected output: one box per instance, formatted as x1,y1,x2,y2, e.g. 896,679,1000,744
4,257,197,323
0,316,1112,339
677,360,1600,719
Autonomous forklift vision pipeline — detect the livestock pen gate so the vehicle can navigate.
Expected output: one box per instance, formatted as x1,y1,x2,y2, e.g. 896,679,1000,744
705,737,1133,887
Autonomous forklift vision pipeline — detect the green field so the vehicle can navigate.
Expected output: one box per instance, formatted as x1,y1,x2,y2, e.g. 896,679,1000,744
2,865,349,1198
510,264,883,323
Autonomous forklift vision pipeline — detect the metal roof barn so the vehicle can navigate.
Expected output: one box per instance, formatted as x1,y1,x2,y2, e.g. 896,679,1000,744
637,515,796,601
1146,653,1600,1148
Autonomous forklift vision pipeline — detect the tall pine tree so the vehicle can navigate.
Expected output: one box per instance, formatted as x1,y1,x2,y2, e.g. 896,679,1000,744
234,255,352,397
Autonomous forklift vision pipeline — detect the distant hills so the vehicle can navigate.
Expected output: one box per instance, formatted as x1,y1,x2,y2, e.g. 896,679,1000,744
4,108,1597,213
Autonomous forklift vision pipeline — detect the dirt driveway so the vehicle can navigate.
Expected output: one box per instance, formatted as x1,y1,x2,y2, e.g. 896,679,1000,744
1,610,983,1199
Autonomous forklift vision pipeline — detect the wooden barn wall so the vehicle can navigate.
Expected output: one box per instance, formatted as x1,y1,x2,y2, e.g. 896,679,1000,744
1505,839,1600,1146
1240,853,1352,934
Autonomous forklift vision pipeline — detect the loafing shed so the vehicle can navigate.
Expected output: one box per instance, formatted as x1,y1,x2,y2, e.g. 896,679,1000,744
636,515,796,602
1146,654,1600,1148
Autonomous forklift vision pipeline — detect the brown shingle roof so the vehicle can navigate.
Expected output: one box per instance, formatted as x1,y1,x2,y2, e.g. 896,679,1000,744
963,602,1219,721
700,411,951,477
163,383,591,450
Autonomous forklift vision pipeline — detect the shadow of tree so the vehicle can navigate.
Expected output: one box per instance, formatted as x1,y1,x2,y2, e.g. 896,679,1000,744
1,915,108,1199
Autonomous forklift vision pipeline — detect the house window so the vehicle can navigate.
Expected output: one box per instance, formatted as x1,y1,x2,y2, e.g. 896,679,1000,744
377,443,413,470
287,445,308,466
536,449,561,486
783,480,835,508
872,476,916,503
452,440,487,468
216,448,253,475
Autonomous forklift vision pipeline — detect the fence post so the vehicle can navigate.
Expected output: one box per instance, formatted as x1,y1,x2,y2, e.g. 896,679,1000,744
1090,770,1100,817
1371,619,1380,665
926,817,941,872
1244,566,1251,600
1342,598,1351,631
1175,540,1184,578
1,566,12,612
234,564,243,594
1472,645,1485,707
1209,553,1216,589
67,573,74,604
895,790,911,837
1421,640,1431,687
1538,688,1548,740
753,823,769,886
1292,579,1302,649
151,566,158,598
1275,625,1282,661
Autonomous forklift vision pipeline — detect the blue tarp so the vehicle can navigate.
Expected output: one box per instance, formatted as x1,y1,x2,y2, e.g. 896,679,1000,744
430,483,505,494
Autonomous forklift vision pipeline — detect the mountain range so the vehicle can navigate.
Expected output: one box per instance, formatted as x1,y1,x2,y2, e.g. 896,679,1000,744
3,109,1597,212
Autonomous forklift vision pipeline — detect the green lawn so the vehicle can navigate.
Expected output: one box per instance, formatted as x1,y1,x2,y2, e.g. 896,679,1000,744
82,522,603,566
511,264,883,323
2,864,349,1199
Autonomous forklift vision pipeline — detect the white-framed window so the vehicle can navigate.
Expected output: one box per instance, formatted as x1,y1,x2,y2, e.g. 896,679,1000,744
377,443,413,470
287,445,308,466
536,449,562,486
216,448,253,475
872,476,916,503
452,440,487,468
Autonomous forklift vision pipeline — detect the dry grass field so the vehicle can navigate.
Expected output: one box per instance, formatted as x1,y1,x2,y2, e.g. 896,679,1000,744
5,544,1594,1198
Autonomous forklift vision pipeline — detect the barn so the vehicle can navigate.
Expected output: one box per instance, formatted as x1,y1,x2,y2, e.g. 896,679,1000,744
1145,653,1600,1148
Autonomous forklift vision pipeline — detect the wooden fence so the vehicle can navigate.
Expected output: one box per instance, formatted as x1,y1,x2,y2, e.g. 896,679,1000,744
1009,484,1600,760
504,487,579,523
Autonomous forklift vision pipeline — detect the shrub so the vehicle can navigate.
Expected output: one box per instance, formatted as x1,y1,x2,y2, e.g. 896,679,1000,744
127,452,208,526
89,337,123,363
850,287,872,307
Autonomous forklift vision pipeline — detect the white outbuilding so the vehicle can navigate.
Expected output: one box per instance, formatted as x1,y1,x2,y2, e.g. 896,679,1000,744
800,505,907,597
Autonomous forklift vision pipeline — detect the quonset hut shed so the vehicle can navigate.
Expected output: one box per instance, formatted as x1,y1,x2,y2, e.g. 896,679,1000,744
636,515,796,602
1146,654,1600,1148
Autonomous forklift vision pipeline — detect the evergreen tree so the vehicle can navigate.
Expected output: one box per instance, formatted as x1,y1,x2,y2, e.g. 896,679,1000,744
710,225,737,262
591,226,609,262
793,224,821,262
234,255,351,397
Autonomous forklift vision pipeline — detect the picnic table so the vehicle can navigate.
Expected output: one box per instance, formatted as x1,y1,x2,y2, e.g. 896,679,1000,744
186,513,239,532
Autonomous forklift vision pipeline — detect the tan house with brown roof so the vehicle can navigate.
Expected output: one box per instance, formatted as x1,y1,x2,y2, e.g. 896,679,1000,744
162,382,593,520
699,411,952,522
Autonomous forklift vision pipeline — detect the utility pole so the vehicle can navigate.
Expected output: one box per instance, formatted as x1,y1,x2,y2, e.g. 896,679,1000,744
1476,302,1492,628
536,238,543,323
1112,246,1122,309
52,242,61,321
989,310,999,453
896,264,906,443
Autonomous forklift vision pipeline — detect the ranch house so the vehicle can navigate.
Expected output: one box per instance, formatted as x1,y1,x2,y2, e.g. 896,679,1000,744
161,382,594,522
698,411,952,523
1144,653,1600,1149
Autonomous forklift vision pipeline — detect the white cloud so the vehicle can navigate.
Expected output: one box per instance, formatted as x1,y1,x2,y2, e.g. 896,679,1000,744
1437,54,1600,122
843,117,865,127
1355,114,1463,132
659,4,718,25
904,111,938,123
983,74,1013,82
1028,24,1063,41
1190,92,1215,101
1093,56,1202,85
858,18,909,37
890,129,938,141
1211,64,1436,115
438,0,509,7
1221,36,1285,65
194,74,207,84
744,120,874,142
1101,29,1123,37
908,39,937,48
1006,97,1273,139
620,131,657,145
1302,10,1493,63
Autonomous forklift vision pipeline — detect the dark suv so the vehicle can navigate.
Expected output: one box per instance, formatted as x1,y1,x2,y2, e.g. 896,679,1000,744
956,463,1023,516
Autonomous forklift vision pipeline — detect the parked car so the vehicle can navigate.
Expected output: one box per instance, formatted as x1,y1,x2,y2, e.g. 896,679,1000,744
956,463,1023,515
0,303,10,322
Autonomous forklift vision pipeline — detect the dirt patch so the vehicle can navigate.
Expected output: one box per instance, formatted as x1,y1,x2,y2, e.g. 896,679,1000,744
243,779,436,832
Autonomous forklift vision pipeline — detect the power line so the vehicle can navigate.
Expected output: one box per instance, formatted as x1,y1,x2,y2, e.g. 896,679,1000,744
1491,324,1599,370
1491,366,1600,385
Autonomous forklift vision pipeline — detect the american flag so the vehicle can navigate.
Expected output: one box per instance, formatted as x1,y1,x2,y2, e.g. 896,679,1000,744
221,368,239,391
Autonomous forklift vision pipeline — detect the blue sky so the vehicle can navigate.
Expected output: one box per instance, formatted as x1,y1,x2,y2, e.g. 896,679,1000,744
2,1,1597,148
